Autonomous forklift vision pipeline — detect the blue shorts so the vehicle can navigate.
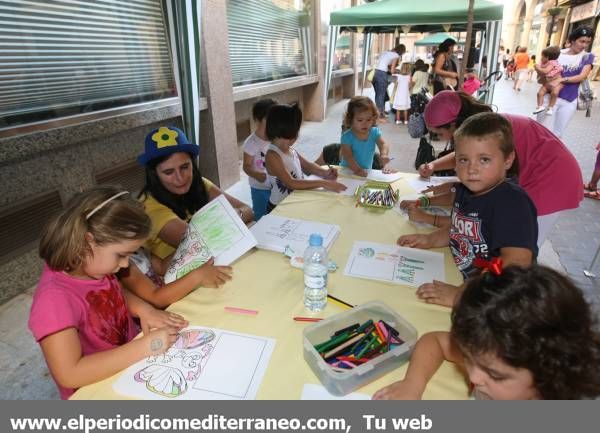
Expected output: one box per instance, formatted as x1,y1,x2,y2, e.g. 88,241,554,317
250,187,271,221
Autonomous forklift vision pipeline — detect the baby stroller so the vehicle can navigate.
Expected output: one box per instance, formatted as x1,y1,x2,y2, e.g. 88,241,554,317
475,70,503,102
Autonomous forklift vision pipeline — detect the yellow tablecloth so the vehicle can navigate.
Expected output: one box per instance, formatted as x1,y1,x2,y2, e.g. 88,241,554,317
72,173,467,400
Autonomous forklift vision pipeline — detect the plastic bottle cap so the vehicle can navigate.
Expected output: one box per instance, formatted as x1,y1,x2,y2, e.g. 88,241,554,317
309,233,323,247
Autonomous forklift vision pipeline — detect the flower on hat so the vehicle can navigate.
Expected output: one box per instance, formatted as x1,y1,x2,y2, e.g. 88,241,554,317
152,127,179,149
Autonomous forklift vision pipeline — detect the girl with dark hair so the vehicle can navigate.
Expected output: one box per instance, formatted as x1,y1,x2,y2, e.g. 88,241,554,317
133,126,248,283
413,90,582,248
373,265,600,400
264,104,346,212
432,38,458,94
537,26,595,137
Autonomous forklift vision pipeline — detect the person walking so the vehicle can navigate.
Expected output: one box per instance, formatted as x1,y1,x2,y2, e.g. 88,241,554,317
372,44,406,122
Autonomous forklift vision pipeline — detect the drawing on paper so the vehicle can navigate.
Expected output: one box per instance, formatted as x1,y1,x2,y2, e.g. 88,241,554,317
344,241,445,287
113,326,276,400
134,329,216,398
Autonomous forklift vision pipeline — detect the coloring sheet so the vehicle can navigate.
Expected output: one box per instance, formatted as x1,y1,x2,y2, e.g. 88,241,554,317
344,241,445,287
406,176,459,194
393,194,452,228
339,167,402,183
164,195,257,283
113,327,275,400
304,174,366,196
250,214,340,255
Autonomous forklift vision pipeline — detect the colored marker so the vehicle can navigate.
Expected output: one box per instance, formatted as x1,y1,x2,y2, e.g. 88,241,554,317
293,316,323,322
327,294,355,309
224,306,258,315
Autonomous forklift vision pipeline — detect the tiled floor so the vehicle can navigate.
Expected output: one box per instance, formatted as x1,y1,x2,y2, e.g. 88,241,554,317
2,76,597,400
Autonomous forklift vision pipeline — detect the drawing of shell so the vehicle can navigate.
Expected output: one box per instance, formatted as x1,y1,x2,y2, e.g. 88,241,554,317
134,364,188,398
173,329,215,350
358,247,375,258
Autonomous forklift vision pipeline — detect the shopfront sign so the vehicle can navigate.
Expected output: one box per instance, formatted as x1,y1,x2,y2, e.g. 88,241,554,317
571,0,598,23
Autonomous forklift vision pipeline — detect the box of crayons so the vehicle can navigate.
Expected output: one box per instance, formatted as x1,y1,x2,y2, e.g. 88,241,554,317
302,301,417,396
355,181,399,210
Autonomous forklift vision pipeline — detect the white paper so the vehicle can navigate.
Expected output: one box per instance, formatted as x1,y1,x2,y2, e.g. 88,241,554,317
300,384,370,400
344,241,445,287
338,167,402,183
304,174,366,196
407,176,459,193
393,194,452,228
113,327,275,400
164,195,257,283
250,214,340,255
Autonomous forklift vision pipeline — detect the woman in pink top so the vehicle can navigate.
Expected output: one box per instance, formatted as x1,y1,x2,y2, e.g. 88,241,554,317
415,91,583,247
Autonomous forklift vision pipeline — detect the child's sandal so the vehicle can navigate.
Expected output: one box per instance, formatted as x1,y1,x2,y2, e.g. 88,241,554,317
584,183,597,192
584,191,600,200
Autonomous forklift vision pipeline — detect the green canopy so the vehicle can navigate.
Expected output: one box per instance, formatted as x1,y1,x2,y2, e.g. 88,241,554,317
330,0,503,33
414,33,465,46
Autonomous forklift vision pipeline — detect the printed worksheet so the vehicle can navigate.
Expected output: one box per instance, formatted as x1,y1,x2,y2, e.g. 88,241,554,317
304,174,366,196
164,195,257,283
406,176,459,193
339,167,402,183
250,214,340,255
113,327,275,400
344,241,445,287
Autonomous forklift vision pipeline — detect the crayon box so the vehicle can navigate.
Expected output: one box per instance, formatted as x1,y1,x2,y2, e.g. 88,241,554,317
302,300,417,396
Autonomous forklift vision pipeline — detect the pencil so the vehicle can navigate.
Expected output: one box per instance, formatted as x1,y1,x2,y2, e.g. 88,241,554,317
327,294,355,309
224,306,259,315
293,316,323,322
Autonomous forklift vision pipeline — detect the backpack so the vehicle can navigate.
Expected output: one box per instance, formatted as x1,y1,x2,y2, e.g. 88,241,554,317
407,112,427,138
414,136,436,170
577,78,594,117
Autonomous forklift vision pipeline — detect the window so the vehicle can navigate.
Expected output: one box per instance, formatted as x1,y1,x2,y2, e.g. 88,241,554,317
0,0,176,130
227,0,313,87
320,0,352,71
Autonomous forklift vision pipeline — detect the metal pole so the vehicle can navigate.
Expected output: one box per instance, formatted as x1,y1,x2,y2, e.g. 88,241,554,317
583,244,600,277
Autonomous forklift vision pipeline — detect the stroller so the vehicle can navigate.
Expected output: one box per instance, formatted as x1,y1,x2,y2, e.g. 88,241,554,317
475,70,503,102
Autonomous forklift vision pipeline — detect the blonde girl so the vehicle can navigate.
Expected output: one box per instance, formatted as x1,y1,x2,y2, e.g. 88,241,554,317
29,186,187,399
392,62,411,125
340,96,394,177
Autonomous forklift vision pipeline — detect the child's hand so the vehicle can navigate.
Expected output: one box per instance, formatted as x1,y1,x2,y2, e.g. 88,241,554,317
421,182,454,196
193,257,233,288
145,326,181,355
399,199,417,211
397,234,431,249
372,380,423,400
407,207,430,224
382,167,397,174
354,168,368,177
416,280,460,307
324,166,338,180
139,308,188,335
418,163,435,178
323,180,347,193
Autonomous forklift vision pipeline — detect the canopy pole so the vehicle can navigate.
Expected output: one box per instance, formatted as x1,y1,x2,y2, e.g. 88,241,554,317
360,33,372,95
165,0,200,146
324,25,339,113
485,20,502,104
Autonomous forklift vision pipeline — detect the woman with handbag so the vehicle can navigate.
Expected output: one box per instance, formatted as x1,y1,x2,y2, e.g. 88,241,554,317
432,38,459,94
372,44,406,121
416,90,583,248
536,26,595,138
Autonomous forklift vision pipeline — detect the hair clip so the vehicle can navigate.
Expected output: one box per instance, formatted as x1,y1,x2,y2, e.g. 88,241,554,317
473,256,502,275
86,191,129,220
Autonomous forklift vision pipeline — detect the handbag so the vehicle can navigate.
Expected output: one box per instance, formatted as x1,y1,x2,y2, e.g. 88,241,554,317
577,78,594,117
367,69,375,82
414,136,436,170
407,112,427,138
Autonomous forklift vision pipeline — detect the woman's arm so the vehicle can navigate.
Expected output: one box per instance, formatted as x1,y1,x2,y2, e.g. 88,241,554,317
562,64,593,84
340,144,368,177
206,182,254,223
242,152,267,183
39,326,179,391
120,261,233,309
372,332,463,399
157,219,188,249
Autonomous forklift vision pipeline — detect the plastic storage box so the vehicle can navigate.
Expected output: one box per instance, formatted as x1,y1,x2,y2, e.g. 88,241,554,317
303,300,418,396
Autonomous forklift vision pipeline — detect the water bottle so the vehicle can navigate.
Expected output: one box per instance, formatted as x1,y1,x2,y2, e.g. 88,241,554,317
303,233,328,312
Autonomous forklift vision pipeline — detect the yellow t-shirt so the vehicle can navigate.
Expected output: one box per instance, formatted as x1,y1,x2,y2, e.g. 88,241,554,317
141,177,216,259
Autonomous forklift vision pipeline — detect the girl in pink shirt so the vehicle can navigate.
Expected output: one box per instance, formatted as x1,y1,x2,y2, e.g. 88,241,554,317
28,186,188,399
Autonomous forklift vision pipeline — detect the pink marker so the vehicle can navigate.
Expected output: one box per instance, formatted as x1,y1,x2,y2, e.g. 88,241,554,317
224,306,259,315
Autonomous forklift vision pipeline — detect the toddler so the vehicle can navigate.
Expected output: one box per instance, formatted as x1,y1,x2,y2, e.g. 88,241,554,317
533,46,563,115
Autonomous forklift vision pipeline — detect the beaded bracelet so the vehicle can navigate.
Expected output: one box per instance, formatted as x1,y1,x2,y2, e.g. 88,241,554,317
415,195,430,208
